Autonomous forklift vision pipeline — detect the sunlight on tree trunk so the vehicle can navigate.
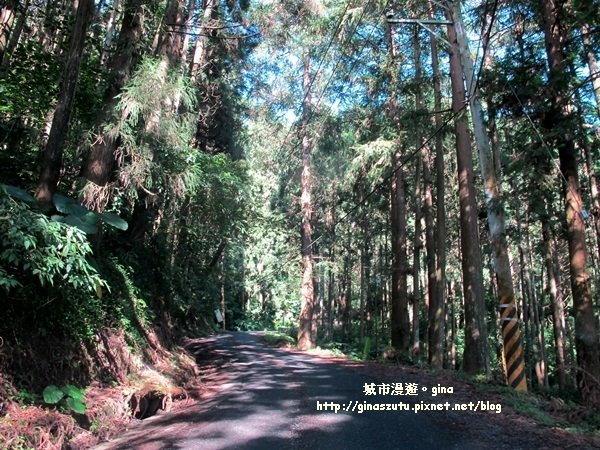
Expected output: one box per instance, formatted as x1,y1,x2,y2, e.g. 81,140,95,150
446,17,488,375
541,0,600,407
298,51,315,351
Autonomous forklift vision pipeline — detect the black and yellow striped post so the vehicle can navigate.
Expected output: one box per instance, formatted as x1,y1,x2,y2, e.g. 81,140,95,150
500,302,527,391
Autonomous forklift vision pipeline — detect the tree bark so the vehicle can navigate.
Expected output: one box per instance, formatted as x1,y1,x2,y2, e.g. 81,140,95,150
447,17,488,375
81,0,145,211
411,142,422,357
0,0,17,59
156,0,184,66
386,18,410,354
428,1,446,369
190,0,215,83
297,51,315,351
0,0,29,70
412,24,436,362
449,0,525,388
99,0,121,65
341,250,352,340
35,0,94,206
570,62,600,278
540,0,600,407
390,154,410,353
542,216,567,389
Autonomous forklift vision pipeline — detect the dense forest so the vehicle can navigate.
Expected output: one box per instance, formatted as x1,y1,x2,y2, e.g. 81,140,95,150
1,0,600,445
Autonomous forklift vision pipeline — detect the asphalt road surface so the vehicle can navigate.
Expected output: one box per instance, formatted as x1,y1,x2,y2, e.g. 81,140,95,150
94,332,491,450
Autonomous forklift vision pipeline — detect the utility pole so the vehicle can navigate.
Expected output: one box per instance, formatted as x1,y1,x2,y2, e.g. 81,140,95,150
386,1,528,391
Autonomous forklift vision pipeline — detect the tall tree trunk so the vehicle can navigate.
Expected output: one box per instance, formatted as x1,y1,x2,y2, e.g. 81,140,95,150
447,18,488,375
411,143,422,357
542,216,567,389
156,0,184,66
526,222,548,387
99,0,121,65
359,239,366,343
390,155,410,353
220,252,226,330
518,213,547,387
297,52,315,351
0,0,17,60
81,0,145,211
570,63,600,276
582,24,600,119
446,278,457,369
190,0,215,83
129,0,185,241
341,249,352,340
428,0,446,369
386,14,410,354
363,234,372,339
0,0,29,70
449,0,525,389
179,0,196,73
35,0,94,206
412,24,436,361
327,246,335,341
540,0,600,407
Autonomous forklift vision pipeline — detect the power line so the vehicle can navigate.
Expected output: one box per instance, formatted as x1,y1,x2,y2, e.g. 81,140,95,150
274,0,356,156
279,0,389,165
247,1,468,285
311,3,382,114
241,1,354,150
330,103,467,233
467,0,499,100
504,80,571,189
249,98,467,286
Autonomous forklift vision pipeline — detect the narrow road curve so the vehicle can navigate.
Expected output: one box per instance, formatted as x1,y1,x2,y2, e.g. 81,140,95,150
95,332,485,449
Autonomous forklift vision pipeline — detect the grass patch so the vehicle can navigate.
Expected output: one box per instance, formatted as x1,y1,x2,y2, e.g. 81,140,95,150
263,331,296,347
476,381,600,435
505,392,563,427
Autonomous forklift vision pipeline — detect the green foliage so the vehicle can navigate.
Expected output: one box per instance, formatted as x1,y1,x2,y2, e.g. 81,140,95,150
362,336,372,360
51,193,128,234
0,40,60,123
99,256,155,350
0,187,108,295
42,385,87,414
110,57,198,203
263,331,296,346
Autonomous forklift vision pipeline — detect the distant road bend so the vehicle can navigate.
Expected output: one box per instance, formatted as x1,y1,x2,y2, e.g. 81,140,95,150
93,332,496,450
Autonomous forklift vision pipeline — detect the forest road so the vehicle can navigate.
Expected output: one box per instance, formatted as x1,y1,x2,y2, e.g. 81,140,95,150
93,331,499,450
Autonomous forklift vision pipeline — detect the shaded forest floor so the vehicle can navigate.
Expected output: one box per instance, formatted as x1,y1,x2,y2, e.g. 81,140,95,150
354,359,600,449
262,336,600,449
0,330,206,449
1,331,600,449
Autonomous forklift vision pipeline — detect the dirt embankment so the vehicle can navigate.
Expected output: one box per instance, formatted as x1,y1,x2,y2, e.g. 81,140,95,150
0,329,210,450
3,332,599,449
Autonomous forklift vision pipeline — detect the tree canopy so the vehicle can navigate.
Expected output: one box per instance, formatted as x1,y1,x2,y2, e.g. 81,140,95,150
1,0,600,425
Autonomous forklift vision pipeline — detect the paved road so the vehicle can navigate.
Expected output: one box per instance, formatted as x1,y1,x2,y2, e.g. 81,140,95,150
94,332,482,450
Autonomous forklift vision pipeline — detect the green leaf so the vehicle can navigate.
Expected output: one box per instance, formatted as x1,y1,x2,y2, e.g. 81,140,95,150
94,279,103,299
66,397,87,414
43,385,64,404
80,211,101,226
62,214,98,234
61,385,85,401
53,193,89,217
2,184,35,203
100,212,128,230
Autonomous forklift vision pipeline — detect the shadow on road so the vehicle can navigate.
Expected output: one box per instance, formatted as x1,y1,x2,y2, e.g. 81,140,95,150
96,332,461,450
